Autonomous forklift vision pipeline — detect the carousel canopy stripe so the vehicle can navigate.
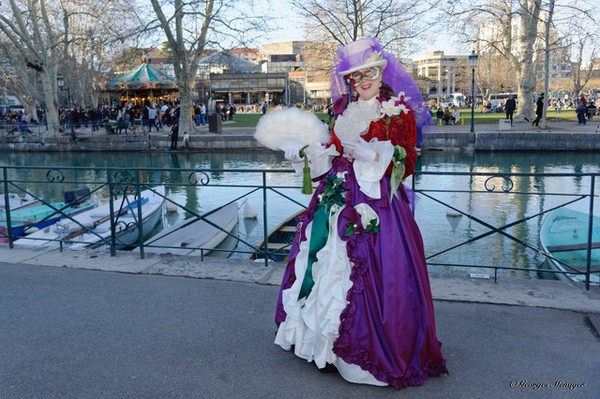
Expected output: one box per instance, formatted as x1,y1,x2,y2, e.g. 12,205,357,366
103,62,177,91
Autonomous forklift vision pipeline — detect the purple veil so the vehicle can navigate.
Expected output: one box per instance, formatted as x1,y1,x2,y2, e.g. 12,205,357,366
330,38,432,146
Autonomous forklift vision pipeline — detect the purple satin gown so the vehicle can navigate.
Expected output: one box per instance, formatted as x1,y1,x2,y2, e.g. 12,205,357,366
275,155,448,389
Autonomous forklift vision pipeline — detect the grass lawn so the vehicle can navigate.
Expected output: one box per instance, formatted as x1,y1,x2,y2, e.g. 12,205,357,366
454,108,578,124
225,112,329,128
224,109,578,129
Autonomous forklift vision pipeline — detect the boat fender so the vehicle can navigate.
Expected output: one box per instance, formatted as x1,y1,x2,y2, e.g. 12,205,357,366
243,201,258,219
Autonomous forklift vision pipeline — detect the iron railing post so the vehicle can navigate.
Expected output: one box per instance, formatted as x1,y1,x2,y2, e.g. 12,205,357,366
135,173,145,259
107,171,116,256
2,167,14,248
262,171,269,267
585,176,596,291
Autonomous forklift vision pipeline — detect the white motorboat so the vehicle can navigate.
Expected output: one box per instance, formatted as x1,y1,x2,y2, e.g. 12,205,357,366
0,192,40,211
16,186,165,250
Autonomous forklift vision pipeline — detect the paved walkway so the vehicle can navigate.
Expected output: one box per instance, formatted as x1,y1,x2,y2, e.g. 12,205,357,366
2,115,600,397
0,245,599,398
21,114,599,137
194,116,600,135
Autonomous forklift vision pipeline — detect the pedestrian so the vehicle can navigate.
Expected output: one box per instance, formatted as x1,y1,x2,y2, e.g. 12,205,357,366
200,103,207,125
194,104,201,126
326,102,334,126
271,37,447,389
183,131,190,150
532,94,544,127
170,122,179,150
147,105,158,132
172,104,181,124
576,101,587,125
586,101,596,121
505,94,516,126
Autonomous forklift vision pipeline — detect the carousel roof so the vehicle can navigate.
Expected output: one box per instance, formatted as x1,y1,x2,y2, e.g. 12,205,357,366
102,60,178,92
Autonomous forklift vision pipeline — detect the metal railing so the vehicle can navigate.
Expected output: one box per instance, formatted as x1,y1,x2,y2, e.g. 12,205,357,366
1,165,598,290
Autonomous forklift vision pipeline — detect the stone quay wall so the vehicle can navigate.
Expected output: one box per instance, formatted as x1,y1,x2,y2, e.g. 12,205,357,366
2,129,600,152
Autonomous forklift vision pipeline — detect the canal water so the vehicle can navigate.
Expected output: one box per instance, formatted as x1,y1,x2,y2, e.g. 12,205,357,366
2,150,599,279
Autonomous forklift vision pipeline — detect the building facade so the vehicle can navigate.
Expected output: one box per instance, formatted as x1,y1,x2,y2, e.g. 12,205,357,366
413,51,470,103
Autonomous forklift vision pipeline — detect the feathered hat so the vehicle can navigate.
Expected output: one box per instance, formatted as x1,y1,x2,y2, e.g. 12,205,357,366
336,38,388,76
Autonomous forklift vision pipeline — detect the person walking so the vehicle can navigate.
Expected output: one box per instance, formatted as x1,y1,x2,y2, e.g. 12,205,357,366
505,95,516,126
532,94,544,127
267,37,447,390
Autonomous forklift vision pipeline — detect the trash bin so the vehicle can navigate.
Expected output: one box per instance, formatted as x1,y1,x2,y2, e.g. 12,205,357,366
208,113,222,133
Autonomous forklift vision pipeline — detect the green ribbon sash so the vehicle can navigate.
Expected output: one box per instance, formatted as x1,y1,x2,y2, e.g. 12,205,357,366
297,204,329,300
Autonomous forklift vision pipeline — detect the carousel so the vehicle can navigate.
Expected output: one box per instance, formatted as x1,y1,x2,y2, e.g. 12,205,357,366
99,57,178,106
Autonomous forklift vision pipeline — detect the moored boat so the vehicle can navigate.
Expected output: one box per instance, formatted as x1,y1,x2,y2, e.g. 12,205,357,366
0,188,94,242
0,192,40,211
248,210,303,261
15,186,165,250
539,208,600,284
144,202,239,256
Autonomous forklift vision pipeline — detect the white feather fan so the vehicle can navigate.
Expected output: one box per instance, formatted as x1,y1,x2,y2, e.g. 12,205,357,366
254,107,330,150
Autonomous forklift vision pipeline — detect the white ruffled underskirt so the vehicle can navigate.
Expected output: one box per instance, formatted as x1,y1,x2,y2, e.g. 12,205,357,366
274,207,387,386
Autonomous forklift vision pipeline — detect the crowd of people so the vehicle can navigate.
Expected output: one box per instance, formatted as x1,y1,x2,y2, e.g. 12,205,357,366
2,91,599,137
53,101,182,134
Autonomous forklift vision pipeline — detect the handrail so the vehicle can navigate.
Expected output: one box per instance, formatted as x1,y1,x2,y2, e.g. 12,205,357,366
1,165,598,290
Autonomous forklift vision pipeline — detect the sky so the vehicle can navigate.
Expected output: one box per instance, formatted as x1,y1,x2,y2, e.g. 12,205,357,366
259,1,468,58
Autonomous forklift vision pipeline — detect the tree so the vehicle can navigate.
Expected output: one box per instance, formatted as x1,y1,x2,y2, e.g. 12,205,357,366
436,0,600,121
0,0,141,133
540,0,555,125
147,0,268,135
558,16,599,100
474,54,516,100
290,0,435,51
56,0,142,108
0,0,63,132
436,0,544,121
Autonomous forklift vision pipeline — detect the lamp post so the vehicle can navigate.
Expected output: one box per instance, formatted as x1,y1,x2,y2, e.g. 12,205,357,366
468,50,478,133
57,74,75,141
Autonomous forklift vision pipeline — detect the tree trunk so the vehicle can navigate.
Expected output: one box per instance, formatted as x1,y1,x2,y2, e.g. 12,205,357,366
177,75,195,136
542,0,556,126
514,1,542,121
40,76,60,134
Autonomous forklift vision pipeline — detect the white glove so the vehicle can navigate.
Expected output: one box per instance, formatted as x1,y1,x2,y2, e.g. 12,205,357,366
342,138,377,162
280,145,303,163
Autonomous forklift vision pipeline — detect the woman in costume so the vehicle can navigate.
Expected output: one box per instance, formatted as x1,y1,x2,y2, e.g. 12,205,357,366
260,37,447,389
